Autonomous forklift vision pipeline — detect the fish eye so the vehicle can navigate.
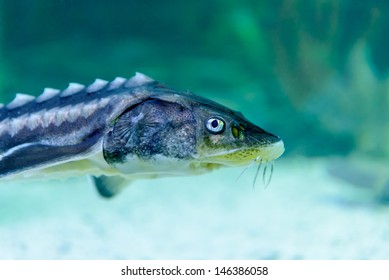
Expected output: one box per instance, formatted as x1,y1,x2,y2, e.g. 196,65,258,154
205,117,225,134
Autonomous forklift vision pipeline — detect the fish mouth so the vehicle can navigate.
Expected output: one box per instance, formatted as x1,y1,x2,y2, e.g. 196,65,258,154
202,140,285,166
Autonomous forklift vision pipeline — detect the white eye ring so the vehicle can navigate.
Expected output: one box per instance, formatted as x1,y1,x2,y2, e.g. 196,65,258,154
205,117,225,133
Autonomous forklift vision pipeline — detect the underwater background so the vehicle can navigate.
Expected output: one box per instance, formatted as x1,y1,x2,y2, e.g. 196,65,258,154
1,0,389,259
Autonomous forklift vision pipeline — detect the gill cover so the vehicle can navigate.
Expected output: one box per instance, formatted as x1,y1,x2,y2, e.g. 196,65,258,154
102,99,197,167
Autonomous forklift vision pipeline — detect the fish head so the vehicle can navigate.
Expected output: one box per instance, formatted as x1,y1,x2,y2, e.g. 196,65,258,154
190,96,284,169
102,88,284,176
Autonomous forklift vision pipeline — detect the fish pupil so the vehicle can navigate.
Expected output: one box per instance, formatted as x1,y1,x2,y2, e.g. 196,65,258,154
211,119,219,128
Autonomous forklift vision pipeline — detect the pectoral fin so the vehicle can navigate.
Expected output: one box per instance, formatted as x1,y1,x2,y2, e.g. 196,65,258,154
91,175,129,198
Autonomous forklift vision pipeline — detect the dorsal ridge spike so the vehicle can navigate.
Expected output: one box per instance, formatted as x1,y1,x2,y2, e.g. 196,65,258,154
125,72,155,88
60,82,85,97
7,93,35,110
86,79,109,93
108,77,126,90
36,88,61,103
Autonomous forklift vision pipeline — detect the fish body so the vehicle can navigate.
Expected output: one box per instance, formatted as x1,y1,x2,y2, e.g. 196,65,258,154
0,73,284,197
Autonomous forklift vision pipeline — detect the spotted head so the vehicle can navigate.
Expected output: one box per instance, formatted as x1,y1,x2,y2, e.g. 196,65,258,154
191,98,284,168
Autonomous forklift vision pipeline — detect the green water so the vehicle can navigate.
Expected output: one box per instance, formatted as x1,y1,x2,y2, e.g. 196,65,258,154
0,1,389,259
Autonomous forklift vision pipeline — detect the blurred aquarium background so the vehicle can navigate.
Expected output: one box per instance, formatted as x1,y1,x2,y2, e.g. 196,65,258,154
0,0,389,259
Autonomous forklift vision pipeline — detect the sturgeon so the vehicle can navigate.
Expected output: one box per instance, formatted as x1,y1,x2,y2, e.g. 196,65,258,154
0,73,284,197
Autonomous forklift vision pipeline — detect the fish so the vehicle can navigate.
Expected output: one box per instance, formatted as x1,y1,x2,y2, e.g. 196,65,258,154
0,72,284,197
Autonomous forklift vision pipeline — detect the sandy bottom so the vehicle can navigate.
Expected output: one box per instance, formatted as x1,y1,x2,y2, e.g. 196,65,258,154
0,158,388,259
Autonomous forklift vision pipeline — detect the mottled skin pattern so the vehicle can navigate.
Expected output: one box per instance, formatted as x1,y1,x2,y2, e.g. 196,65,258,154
104,99,197,164
0,73,284,197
